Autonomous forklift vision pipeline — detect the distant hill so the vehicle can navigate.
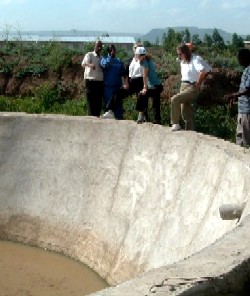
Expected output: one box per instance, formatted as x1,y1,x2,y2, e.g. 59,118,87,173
140,26,246,43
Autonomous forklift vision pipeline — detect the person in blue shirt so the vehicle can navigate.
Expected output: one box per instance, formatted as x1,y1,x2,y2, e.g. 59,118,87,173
134,47,163,124
100,44,126,119
224,48,250,147
101,42,144,119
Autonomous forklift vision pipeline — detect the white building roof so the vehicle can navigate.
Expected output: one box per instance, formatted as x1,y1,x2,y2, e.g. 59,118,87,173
0,35,136,44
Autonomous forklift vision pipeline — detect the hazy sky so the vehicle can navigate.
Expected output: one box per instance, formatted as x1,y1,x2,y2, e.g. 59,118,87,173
0,0,250,35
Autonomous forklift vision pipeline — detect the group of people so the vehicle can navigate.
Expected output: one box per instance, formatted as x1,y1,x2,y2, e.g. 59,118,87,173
82,40,163,124
82,40,250,147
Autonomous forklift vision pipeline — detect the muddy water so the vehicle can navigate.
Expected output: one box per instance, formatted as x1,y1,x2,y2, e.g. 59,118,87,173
0,241,108,296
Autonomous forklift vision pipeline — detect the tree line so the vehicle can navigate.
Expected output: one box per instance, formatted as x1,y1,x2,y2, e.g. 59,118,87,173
141,28,249,55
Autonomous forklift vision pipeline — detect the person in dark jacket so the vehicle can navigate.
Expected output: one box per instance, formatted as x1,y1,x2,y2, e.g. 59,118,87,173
101,43,144,119
100,44,126,119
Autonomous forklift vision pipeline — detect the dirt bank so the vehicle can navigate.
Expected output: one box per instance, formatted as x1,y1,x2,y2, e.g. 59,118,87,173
0,53,241,106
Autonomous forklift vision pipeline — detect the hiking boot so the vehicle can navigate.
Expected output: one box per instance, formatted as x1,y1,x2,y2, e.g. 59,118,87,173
137,114,146,124
102,110,115,119
171,124,181,131
153,119,161,125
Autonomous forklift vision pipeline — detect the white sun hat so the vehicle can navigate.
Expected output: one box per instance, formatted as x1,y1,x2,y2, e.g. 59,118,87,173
135,47,147,55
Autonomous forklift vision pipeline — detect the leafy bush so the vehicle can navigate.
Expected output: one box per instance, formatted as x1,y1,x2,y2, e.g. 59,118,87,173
195,105,236,142
161,52,180,75
34,82,67,110
44,43,73,73
207,55,240,70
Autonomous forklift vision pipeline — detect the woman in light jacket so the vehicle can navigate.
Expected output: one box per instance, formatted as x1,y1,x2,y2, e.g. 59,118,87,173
171,43,211,131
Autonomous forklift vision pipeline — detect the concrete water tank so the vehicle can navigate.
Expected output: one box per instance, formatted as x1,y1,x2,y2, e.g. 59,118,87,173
0,113,250,295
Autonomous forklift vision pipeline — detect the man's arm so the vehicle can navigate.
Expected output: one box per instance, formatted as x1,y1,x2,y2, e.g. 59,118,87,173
141,67,149,94
100,55,112,69
81,53,95,70
224,88,250,107
196,70,208,89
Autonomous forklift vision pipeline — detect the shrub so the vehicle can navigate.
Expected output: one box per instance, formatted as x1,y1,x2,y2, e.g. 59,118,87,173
44,43,73,73
34,82,68,110
195,105,236,142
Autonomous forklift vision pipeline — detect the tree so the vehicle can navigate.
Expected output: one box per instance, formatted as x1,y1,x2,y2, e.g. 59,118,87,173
181,28,191,43
143,40,152,47
155,36,160,45
161,32,166,45
192,34,202,46
162,28,182,53
203,33,213,47
211,28,225,49
231,33,244,50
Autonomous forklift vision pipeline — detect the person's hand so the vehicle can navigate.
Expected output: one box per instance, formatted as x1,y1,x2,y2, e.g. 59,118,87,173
123,82,129,89
224,93,238,107
229,95,238,108
195,82,201,90
140,87,147,95
89,63,96,70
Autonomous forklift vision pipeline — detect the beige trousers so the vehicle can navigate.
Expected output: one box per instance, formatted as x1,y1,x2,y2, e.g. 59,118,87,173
236,113,250,147
171,82,199,130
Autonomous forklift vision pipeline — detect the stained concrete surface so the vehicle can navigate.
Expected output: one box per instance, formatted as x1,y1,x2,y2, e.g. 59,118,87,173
0,113,250,295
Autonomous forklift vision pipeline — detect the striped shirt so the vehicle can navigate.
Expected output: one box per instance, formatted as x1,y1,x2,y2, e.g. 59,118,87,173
238,66,250,114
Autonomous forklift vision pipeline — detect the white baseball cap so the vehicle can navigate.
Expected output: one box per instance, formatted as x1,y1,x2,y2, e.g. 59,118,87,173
135,47,146,55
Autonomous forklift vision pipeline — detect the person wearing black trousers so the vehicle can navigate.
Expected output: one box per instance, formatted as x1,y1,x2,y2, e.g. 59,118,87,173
101,43,144,119
134,47,163,124
81,40,104,117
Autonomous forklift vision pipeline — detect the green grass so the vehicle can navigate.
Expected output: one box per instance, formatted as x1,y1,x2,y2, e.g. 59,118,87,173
0,96,87,115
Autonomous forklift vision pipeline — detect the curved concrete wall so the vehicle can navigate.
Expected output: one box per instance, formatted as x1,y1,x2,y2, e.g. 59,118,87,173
0,113,250,295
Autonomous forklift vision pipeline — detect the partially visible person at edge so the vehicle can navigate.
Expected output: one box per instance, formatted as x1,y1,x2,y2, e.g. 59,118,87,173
224,48,250,147
81,40,104,117
100,44,126,119
102,42,144,119
170,43,212,131
135,46,163,124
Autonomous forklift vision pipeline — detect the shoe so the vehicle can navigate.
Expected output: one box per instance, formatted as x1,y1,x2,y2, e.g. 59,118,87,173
102,110,115,119
171,124,181,131
153,120,161,125
137,114,146,124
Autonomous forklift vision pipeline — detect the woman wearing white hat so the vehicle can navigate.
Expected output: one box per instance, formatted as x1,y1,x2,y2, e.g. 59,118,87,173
135,47,163,124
